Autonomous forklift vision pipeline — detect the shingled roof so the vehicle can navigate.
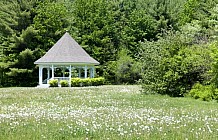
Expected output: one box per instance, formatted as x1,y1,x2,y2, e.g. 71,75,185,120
34,32,99,65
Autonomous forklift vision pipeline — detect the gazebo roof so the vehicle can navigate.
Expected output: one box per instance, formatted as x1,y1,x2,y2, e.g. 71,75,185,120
34,32,99,65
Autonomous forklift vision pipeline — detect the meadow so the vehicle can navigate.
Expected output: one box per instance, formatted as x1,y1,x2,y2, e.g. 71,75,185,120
0,85,218,140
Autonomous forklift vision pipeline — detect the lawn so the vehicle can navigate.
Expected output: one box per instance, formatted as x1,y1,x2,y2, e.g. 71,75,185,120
0,85,218,140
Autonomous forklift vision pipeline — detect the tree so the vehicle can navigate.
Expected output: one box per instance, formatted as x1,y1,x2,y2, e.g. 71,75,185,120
179,0,218,26
33,0,69,51
71,0,122,64
121,9,157,56
6,49,36,87
1,0,217,87
0,0,37,86
105,49,142,84
140,31,211,96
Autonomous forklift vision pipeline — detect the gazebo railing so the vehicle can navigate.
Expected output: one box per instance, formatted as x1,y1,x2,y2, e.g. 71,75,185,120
43,78,50,84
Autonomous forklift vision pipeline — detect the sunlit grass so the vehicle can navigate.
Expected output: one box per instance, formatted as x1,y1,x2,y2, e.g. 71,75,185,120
0,85,218,139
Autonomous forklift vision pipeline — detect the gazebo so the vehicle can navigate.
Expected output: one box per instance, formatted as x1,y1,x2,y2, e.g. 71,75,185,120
34,32,99,87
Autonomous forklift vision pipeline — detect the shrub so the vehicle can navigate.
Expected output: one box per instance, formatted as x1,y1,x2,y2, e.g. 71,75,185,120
71,78,81,87
213,89,218,100
49,79,58,87
105,49,142,84
71,77,105,87
92,77,105,86
60,80,69,87
188,83,215,101
140,32,211,97
80,78,90,87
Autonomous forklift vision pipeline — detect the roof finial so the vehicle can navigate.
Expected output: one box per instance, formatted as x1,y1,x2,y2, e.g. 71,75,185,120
65,29,68,33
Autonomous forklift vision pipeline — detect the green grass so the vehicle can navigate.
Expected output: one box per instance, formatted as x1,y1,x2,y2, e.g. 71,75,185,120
0,85,218,140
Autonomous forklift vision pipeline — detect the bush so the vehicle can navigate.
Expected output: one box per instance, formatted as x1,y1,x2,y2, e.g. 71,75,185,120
80,78,91,86
49,79,58,87
71,77,105,87
140,32,211,97
60,80,69,87
105,49,142,84
213,89,218,100
71,78,81,87
187,83,216,101
92,77,105,86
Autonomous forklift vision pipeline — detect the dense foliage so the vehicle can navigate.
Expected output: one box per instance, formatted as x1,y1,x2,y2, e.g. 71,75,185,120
139,0,218,98
187,83,218,101
1,0,218,99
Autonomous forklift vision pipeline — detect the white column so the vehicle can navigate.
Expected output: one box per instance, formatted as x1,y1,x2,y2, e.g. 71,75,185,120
69,65,72,87
39,65,43,85
63,68,65,77
84,66,87,78
47,68,50,79
52,65,54,79
92,67,95,78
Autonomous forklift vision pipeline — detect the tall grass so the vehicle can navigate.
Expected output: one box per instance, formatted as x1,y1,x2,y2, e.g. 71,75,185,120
0,86,217,139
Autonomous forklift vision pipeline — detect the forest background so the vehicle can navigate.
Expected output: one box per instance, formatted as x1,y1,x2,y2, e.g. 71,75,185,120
1,0,218,100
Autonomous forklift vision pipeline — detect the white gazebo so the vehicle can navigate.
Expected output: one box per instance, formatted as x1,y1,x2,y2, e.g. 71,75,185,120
34,32,99,87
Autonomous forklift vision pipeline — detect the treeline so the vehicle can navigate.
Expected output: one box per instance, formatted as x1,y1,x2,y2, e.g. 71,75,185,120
1,0,218,100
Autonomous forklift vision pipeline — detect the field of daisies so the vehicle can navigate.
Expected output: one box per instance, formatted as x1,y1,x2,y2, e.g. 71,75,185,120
0,85,218,139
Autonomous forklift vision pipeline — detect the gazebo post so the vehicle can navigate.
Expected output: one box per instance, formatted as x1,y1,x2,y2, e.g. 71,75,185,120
89,67,94,78
92,67,95,78
47,67,50,81
39,65,43,86
69,65,72,87
52,65,54,79
63,67,65,77
84,65,87,78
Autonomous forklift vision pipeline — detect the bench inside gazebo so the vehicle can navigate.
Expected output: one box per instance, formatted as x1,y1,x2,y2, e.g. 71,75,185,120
34,32,99,88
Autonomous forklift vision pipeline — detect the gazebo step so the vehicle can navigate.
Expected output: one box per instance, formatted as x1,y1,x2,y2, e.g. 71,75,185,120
37,84,50,88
